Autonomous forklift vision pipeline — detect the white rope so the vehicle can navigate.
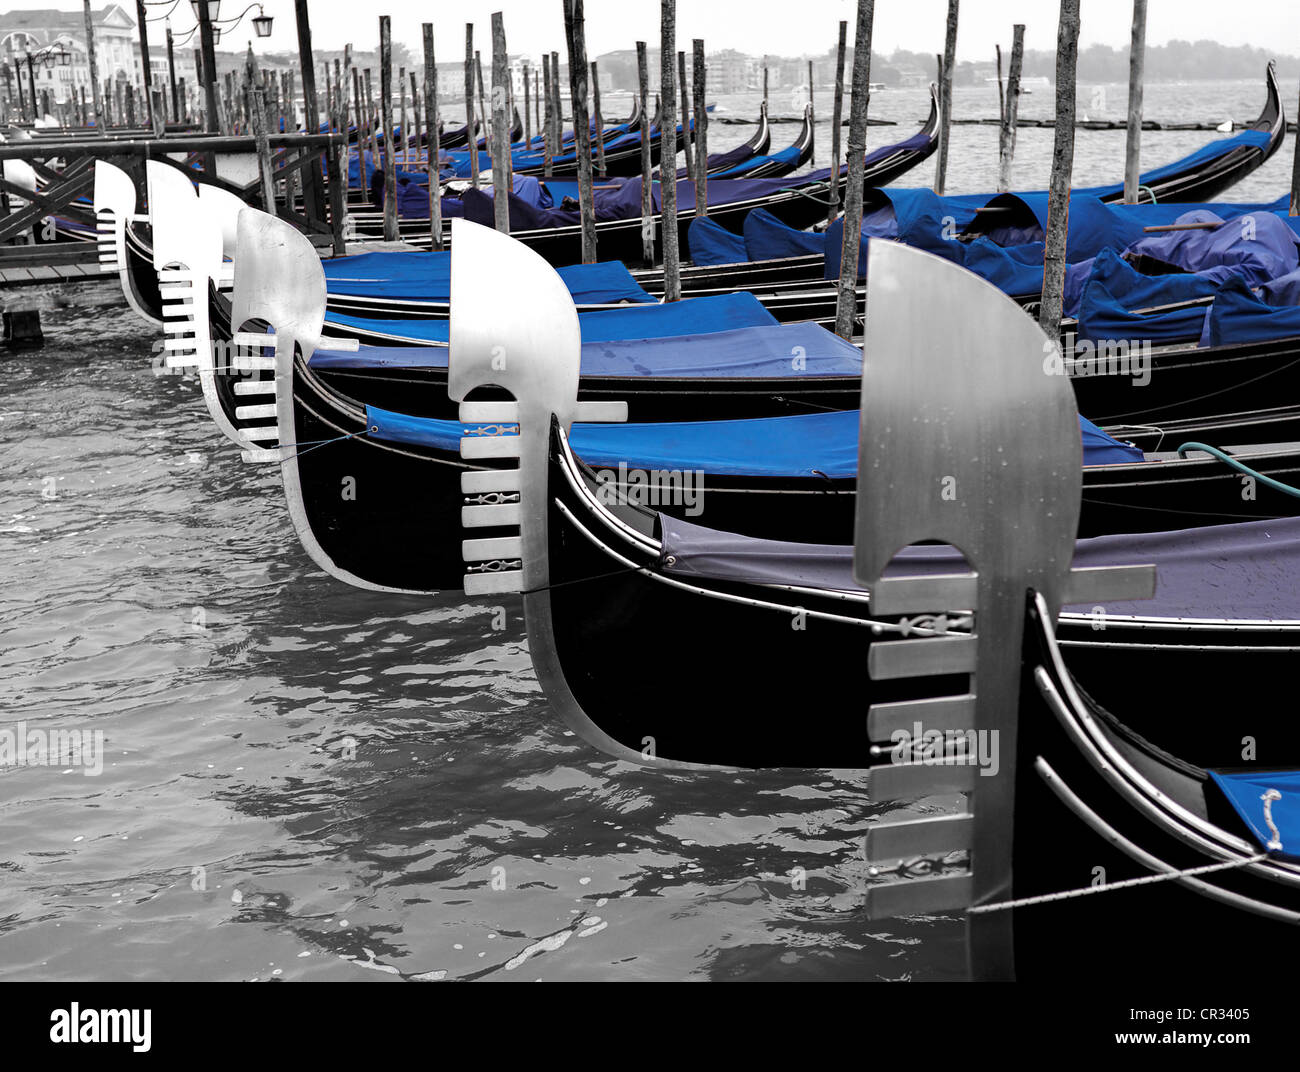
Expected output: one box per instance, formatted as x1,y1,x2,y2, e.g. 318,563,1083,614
968,852,1270,914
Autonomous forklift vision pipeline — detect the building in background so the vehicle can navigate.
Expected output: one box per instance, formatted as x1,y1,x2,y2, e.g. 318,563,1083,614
0,4,196,110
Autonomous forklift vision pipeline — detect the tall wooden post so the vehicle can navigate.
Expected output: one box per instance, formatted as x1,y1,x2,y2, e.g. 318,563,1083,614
399,66,408,167
194,0,219,133
1039,0,1082,340
491,12,510,233
83,0,103,127
933,0,958,195
563,0,597,263
423,24,442,250
762,61,768,110
341,46,352,131
677,50,693,179
476,51,487,152
245,48,276,214
133,0,153,127
551,50,562,148
534,68,541,141
637,40,655,267
834,0,875,340
692,40,707,216
997,24,1024,193
1123,0,1148,204
828,20,847,223
464,26,479,187
165,24,179,122
542,54,554,175
590,60,606,175
523,62,531,147
1292,80,1300,216
379,16,399,240
660,0,681,300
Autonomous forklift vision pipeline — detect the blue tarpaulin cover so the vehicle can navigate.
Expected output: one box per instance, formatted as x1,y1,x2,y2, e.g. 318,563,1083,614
312,322,862,378
365,405,1140,476
1204,276,1300,347
325,291,777,345
322,252,654,305
1208,770,1300,862
745,208,823,262
687,216,747,267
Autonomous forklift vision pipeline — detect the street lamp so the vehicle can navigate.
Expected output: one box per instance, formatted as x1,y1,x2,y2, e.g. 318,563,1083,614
189,0,221,20
252,11,273,38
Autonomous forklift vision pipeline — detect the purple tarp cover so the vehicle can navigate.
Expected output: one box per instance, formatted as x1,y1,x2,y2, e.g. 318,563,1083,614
658,514,1300,622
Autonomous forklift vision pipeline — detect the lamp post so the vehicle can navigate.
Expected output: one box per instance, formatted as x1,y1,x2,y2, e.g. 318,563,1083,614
24,52,37,120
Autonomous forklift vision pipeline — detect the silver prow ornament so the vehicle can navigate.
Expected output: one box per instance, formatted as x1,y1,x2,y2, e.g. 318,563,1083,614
448,218,654,762
852,241,1156,981
91,160,159,327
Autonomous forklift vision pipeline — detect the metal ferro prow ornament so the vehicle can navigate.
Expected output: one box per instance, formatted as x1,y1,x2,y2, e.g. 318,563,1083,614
852,242,1156,981
447,219,648,762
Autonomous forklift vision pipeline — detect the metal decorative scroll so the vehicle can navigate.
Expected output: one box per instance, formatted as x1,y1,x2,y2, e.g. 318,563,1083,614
92,160,159,327
447,218,627,598
851,242,1156,980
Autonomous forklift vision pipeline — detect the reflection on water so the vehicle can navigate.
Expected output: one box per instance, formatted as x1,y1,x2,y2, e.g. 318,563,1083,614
2,80,1288,980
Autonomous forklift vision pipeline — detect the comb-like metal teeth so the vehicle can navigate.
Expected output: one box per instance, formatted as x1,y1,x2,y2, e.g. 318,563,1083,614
239,426,280,442
870,574,979,616
234,403,277,421
460,436,521,460
864,873,973,920
867,695,976,740
864,814,973,860
1062,564,1157,605
868,636,977,680
240,447,283,464
463,536,523,561
865,759,979,798
464,570,524,596
462,502,521,528
461,469,520,494
233,380,277,395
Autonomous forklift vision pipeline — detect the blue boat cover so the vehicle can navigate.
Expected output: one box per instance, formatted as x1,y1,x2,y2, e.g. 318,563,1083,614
745,208,823,262
713,142,803,179
312,322,862,378
322,252,655,306
1208,770,1300,863
365,404,1140,476
1203,276,1300,347
687,216,747,267
325,291,777,345
657,512,1300,623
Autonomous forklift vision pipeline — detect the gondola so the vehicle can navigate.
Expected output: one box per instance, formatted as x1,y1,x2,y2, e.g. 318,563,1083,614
351,86,942,262
495,237,1300,978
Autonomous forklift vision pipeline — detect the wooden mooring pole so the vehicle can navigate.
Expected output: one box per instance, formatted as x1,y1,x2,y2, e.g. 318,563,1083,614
660,0,681,300
637,40,655,267
491,12,510,233
827,19,847,224
1039,0,1082,340
83,0,103,127
1124,0,1148,204
933,0,958,195
542,55,554,176
563,0,597,262
424,23,443,250
997,24,1024,193
591,60,606,176
834,0,875,340
465,26,479,188
692,39,707,216
379,16,399,241
677,51,693,179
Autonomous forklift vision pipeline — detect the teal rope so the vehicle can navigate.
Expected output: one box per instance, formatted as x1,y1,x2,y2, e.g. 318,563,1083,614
1139,183,1157,204
1176,442,1300,499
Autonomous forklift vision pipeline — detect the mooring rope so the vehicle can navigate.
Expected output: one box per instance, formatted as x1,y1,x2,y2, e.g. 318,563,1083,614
1176,441,1300,498
967,851,1269,914
258,427,373,462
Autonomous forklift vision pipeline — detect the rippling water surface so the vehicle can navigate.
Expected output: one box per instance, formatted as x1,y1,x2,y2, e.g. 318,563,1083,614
2,80,1293,981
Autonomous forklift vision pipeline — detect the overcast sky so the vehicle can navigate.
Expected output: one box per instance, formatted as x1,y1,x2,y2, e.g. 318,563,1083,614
35,1,1300,60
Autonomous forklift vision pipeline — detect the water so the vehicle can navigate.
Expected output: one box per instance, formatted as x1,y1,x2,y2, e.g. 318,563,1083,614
0,80,1289,981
